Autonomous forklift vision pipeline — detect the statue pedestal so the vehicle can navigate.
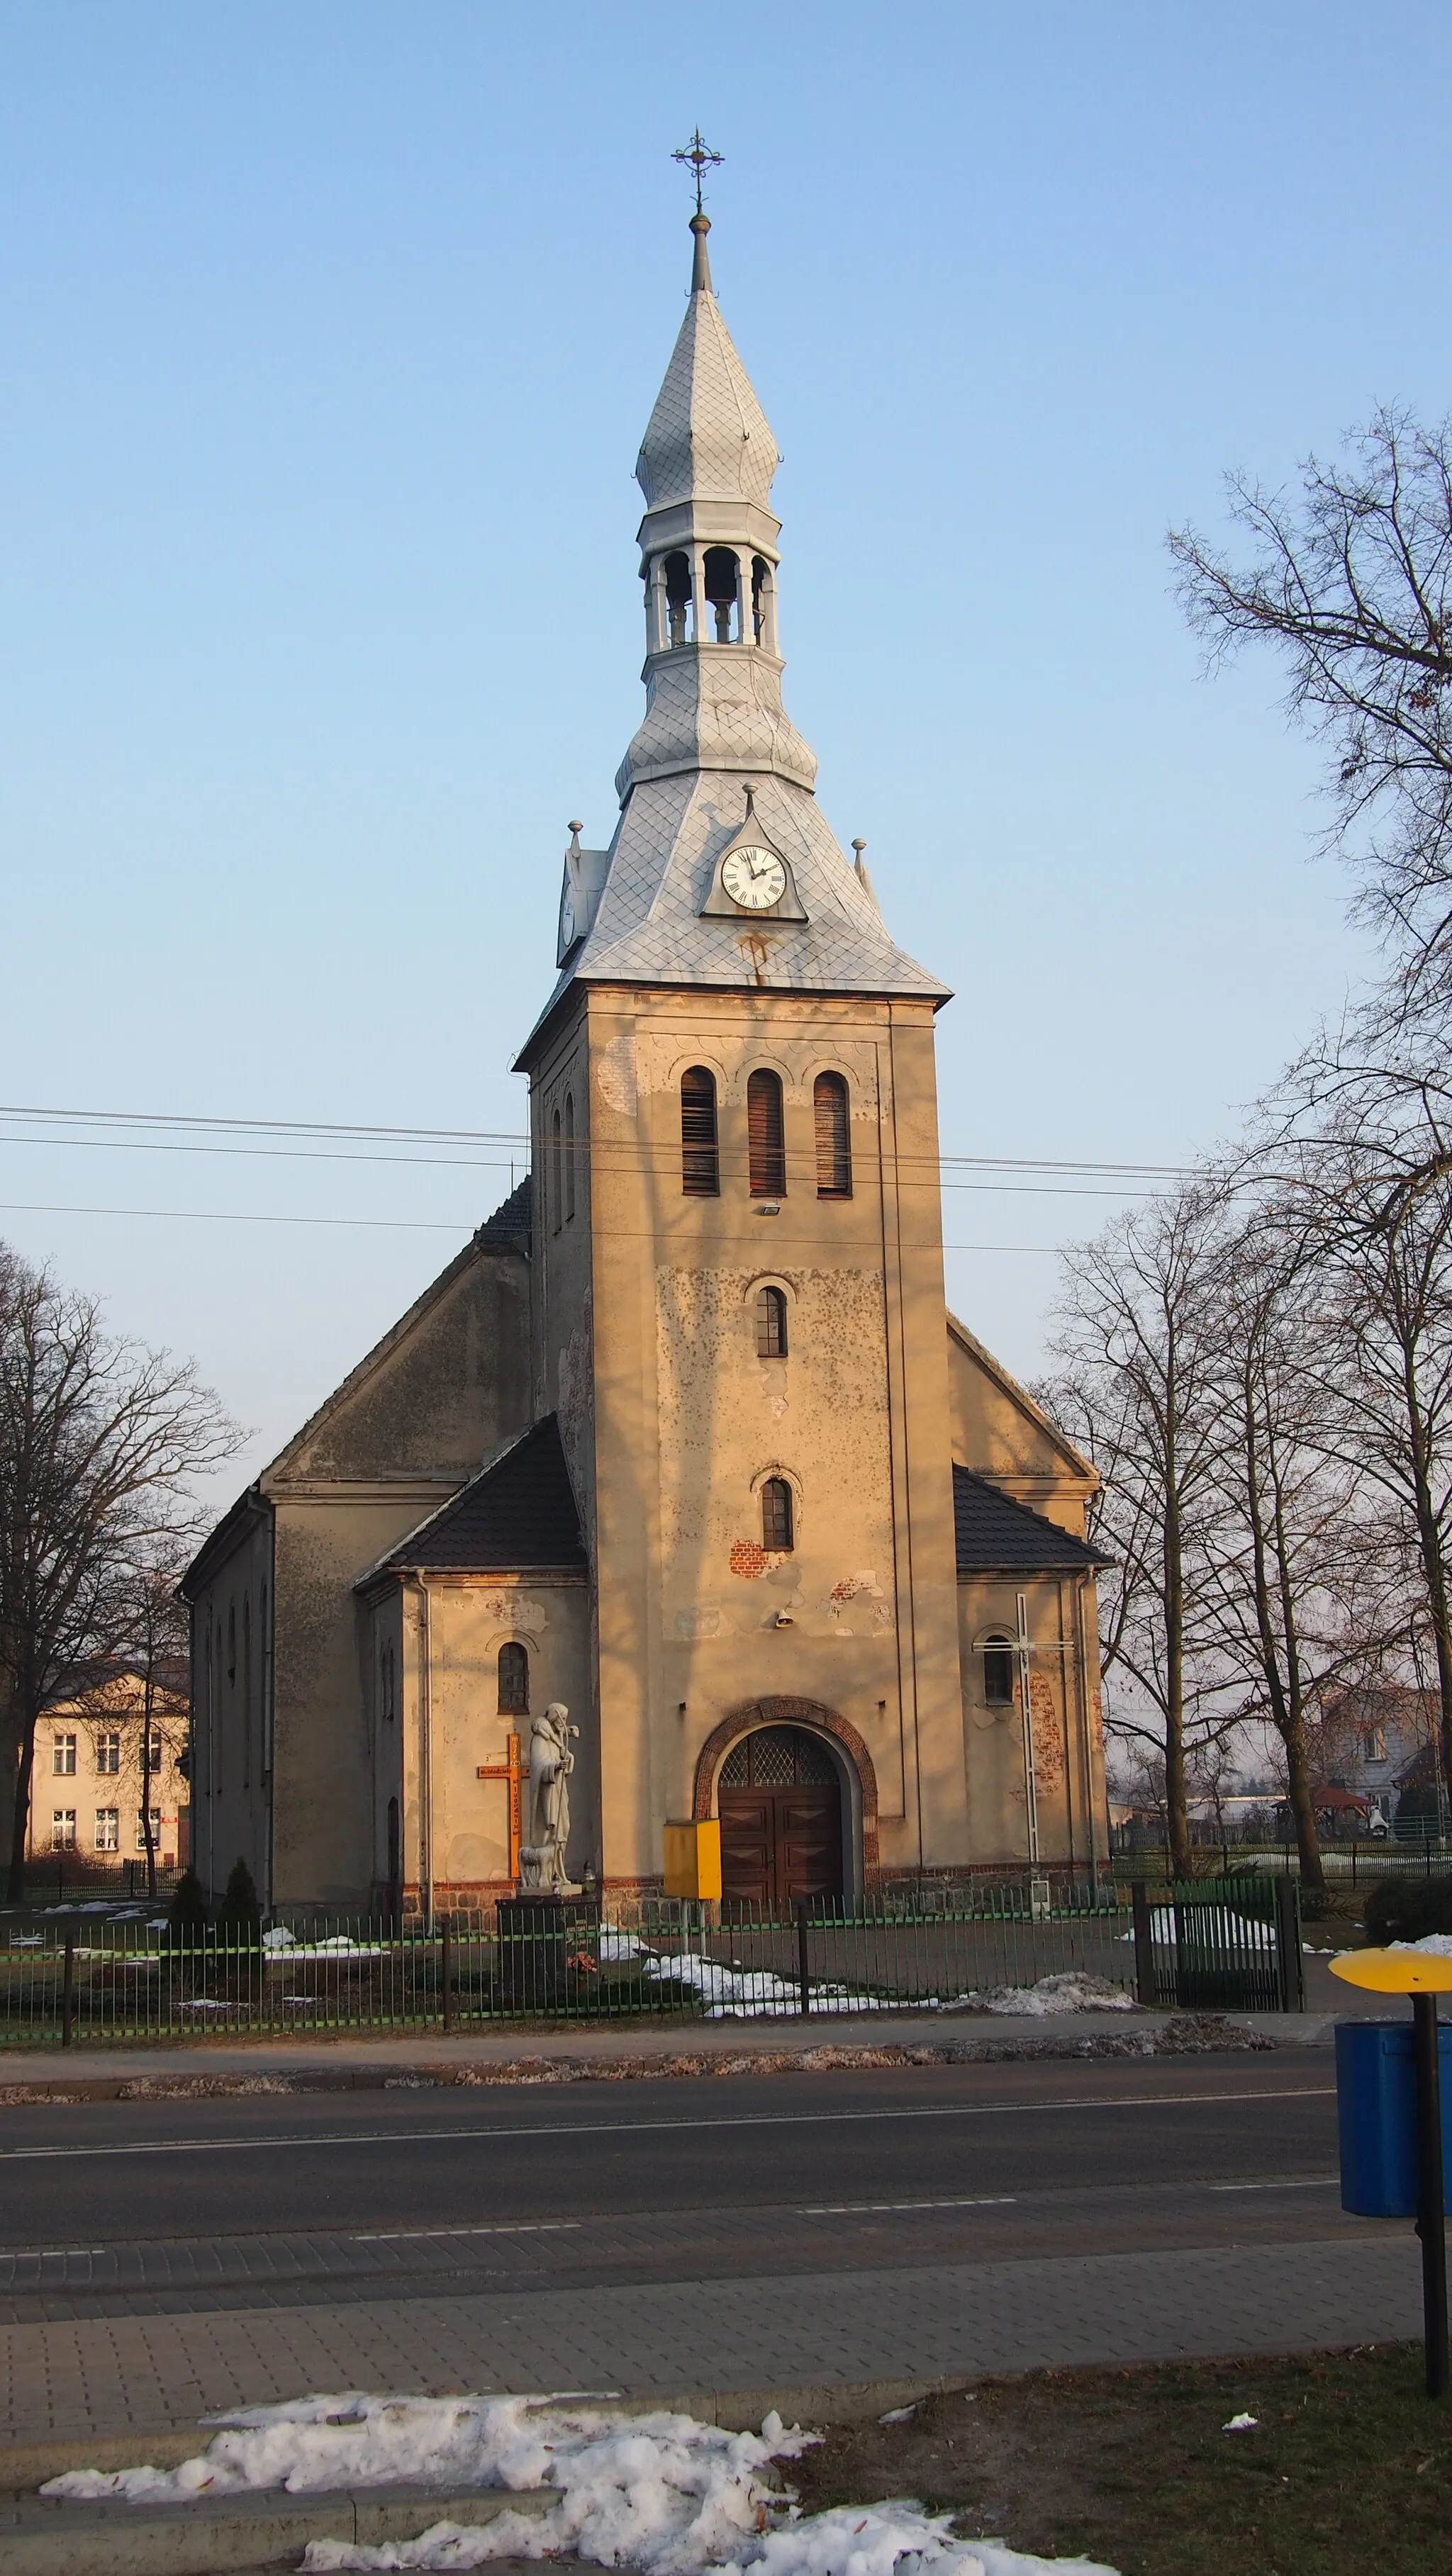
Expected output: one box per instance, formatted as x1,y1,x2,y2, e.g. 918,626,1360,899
495,1891,601,2011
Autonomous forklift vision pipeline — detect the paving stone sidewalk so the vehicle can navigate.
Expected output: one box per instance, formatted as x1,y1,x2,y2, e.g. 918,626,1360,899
0,2234,1421,2460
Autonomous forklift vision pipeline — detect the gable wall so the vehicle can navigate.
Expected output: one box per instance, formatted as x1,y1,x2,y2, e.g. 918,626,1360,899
946,1319,1091,1536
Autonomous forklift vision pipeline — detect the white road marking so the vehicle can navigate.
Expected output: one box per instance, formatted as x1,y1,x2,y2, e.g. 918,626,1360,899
352,2222,581,2242
802,2196,1017,2214
0,2087,1334,2163
1210,2177,1339,2193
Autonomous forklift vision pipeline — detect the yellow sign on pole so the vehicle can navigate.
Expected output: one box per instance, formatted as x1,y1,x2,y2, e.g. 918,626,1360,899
663,1820,722,1900
1329,1948,1452,1995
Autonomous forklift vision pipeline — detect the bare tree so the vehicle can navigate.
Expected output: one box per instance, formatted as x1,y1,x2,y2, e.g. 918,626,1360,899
1171,408,1452,1039
1199,1203,1401,1896
0,1245,241,1900
1045,1182,1229,1875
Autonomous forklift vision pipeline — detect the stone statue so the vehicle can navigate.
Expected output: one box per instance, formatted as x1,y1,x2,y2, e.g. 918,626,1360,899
518,1703,579,1892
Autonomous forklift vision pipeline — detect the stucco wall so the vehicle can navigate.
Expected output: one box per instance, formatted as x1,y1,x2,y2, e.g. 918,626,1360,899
956,1573,1107,1866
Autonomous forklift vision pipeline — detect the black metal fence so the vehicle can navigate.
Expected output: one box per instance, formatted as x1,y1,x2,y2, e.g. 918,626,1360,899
0,1877,1304,2046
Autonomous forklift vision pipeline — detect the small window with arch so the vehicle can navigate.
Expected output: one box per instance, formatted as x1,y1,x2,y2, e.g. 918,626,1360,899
761,1476,794,1552
814,1072,851,1197
982,1635,1015,1706
755,1284,788,1358
497,1640,530,1717
681,1067,719,1196
550,1108,562,1234
564,1090,576,1222
747,1068,786,1197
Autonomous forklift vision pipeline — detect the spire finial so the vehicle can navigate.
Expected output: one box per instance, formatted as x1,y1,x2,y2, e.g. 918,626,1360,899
673,129,722,294
672,127,722,218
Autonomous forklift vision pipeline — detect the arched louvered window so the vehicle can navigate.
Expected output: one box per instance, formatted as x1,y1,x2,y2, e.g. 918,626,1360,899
681,1067,719,1196
756,1286,788,1357
550,1108,562,1234
498,1642,530,1716
982,1636,1015,1706
814,1072,851,1198
564,1091,576,1222
761,1476,794,1552
747,1069,786,1198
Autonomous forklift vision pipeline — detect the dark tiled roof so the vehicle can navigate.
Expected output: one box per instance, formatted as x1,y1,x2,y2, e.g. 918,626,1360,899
952,1465,1110,1575
374,1415,585,1576
476,1175,531,1250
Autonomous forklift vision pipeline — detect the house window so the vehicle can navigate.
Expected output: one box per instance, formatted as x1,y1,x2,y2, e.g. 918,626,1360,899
756,1285,788,1357
681,1067,719,1195
813,1073,851,1197
761,1477,794,1552
95,1808,119,1852
564,1091,576,1221
52,1733,77,1776
135,1808,162,1853
498,1641,530,1717
1361,1726,1387,1763
982,1637,1015,1706
96,1732,121,1775
141,1730,163,1776
747,1069,786,1197
52,1810,77,1851
551,1109,562,1233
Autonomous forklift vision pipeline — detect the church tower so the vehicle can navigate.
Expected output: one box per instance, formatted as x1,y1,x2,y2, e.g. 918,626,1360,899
515,198,976,1900
182,182,1110,1914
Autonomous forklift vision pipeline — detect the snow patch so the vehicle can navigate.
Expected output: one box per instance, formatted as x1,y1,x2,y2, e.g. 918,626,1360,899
42,2392,1119,2576
972,1976,1134,2018
1390,1933,1452,1956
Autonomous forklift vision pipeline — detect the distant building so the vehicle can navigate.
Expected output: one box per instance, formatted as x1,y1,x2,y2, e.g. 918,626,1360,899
27,1667,189,1877
1317,1683,1439,1826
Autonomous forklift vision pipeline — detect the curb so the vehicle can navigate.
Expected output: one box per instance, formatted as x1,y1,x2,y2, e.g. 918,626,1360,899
0,2015,1307,2105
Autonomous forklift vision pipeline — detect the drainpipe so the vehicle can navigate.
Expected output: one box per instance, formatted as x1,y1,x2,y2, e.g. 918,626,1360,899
416,1577,433,1930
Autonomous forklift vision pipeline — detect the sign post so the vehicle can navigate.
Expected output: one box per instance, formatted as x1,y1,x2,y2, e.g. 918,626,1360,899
1331,1947,1452,2398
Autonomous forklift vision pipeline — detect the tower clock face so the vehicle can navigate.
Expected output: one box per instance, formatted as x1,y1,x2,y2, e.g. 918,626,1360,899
559,880,576,947
722,844,787,910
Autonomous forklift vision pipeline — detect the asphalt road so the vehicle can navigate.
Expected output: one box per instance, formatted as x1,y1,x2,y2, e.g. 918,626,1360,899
0,2048,1378,2325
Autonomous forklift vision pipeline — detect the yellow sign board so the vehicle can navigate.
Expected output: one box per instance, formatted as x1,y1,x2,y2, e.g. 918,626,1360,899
663,1819,722,1901
1329,1947,1452,1995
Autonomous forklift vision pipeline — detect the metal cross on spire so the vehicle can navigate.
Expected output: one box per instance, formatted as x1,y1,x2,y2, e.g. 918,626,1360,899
671,128,723,215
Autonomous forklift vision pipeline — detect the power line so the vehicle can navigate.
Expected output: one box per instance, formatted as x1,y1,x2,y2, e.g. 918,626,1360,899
0,1199,1061,1253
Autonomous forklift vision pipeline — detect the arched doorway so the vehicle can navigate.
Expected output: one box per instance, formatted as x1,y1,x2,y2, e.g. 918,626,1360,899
717,1725,843,1907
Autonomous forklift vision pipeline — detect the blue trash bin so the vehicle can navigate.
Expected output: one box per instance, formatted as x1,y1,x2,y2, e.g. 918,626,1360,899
1335,2017,1452,2217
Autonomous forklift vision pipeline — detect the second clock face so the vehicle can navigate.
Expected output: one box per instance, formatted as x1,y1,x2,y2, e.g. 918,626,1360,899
722,844,787,910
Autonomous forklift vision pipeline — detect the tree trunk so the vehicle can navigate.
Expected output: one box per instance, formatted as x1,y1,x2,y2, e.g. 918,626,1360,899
6,1714,36,1904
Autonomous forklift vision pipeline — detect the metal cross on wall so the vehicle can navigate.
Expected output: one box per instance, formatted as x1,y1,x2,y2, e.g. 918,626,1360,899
476,1732,524,1885
672,128,723,215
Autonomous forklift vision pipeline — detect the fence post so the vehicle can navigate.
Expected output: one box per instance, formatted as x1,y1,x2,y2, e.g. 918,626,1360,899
61,1933,76,2048
440,1923,454,2032
796,1897,811,2018
1131,1882,1155,2007
1273,1874,1304,2012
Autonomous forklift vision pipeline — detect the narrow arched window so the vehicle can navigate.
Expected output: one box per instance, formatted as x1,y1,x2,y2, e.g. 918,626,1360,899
703,547,740,642
747,1069,786,1198
498,1642,530,1716
761,1477,794,1552
814,1073,851,1197
564,1091,576,1222
681,1067,719,1196
664,550,693,647
550,1107,562,1234
756,1286,788,1357
983,1636,1015,1706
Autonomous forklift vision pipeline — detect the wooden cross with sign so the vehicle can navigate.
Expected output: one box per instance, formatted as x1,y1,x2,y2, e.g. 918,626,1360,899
476,1732,524,1883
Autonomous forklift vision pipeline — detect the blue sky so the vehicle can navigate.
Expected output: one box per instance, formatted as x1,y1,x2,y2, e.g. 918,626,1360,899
2,1,1446,1500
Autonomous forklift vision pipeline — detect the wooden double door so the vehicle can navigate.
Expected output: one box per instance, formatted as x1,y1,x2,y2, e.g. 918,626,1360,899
717,1725,843,1908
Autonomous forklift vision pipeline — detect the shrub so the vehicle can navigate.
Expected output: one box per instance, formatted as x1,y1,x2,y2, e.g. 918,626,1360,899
216,1857,262,1942
1363,1874,1452,1945
166,1866,209,1947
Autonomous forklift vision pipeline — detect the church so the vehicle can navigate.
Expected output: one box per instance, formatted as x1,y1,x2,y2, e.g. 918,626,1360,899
182,200,1110,1915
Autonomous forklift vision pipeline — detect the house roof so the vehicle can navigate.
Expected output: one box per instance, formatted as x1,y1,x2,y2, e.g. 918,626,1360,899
952,1466,1110,1577
367,1414,586,1579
